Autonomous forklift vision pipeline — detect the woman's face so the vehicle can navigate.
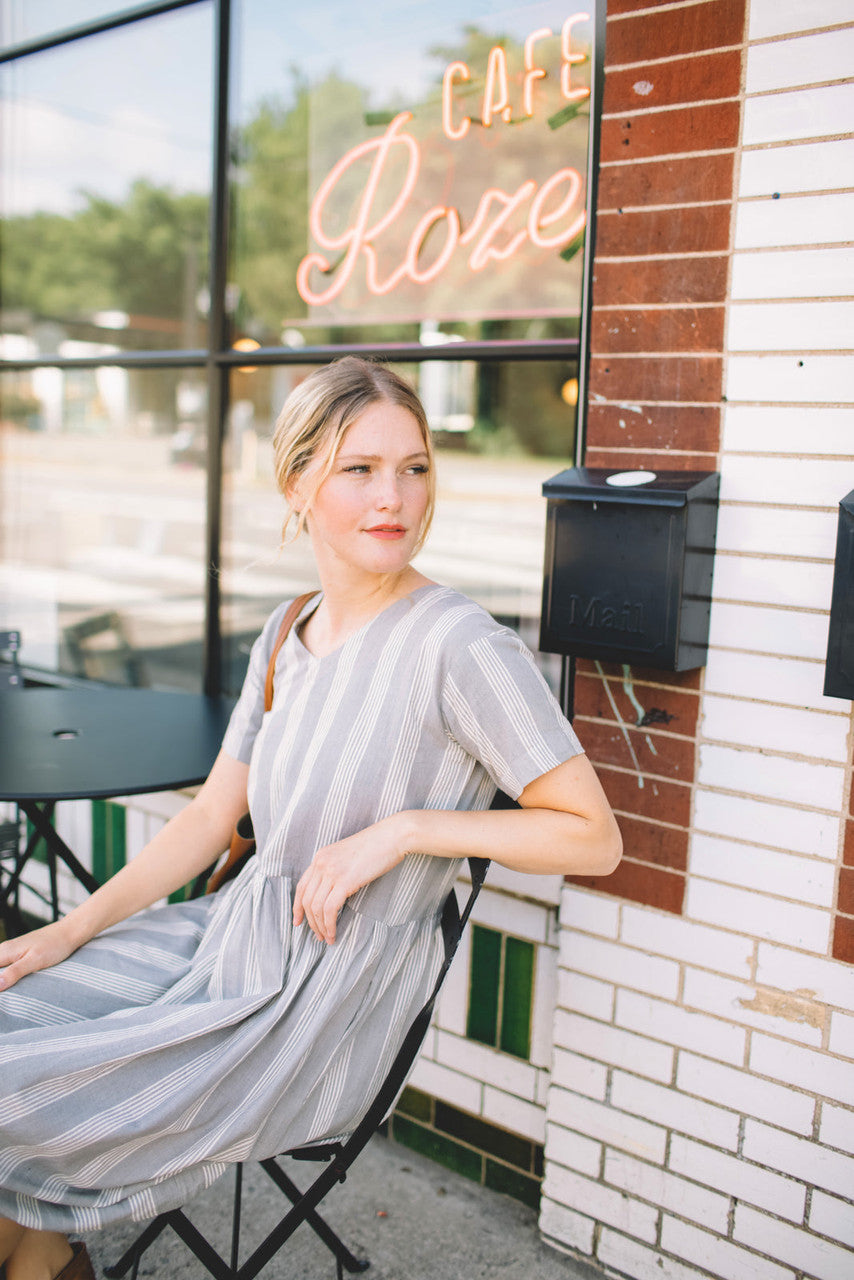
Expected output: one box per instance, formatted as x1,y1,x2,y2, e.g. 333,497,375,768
295,400,430,583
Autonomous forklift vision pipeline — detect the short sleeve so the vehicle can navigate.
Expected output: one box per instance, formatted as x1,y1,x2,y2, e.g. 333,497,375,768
221,602,290,763
441,627,584,800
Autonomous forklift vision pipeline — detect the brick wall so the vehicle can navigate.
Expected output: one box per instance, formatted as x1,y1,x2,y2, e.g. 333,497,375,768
542,0,854,1276
571,0,747,917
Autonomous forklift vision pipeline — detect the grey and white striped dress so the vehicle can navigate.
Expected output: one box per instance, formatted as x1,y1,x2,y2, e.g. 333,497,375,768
0,584,582,1232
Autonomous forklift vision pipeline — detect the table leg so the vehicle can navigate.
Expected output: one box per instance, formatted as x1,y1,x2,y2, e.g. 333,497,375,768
2,801,101,924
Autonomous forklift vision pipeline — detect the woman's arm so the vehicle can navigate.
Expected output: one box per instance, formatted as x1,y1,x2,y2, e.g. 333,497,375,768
294,753,621,943
0,750,249,990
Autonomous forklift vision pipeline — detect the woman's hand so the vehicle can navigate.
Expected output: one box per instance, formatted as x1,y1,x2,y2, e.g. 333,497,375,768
0,920,78,992
293,814,410,944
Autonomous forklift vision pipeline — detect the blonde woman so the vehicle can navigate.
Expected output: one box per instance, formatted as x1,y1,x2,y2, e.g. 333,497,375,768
0,357,620,1280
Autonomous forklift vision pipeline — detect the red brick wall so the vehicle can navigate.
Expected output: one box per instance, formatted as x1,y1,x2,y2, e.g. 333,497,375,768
570,0,748,914
835,775,854,963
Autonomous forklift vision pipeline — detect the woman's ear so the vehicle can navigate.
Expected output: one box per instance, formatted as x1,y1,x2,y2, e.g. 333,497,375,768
285,474,303,513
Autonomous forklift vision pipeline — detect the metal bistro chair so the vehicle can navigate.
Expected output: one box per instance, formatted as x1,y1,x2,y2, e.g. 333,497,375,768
106,853,492,1280
0,631,24,937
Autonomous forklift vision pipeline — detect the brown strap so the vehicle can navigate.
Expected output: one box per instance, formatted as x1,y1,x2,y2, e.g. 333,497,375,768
264,591,318,711
205,592,319,895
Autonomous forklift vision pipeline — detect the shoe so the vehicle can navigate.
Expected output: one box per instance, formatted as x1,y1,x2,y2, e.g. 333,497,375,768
53,1242,95,1280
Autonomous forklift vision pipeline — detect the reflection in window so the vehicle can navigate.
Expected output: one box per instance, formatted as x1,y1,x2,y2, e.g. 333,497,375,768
0,368,208,690
0,4,213,356
231,0,592,348
220,359,574,694
0,3,151,50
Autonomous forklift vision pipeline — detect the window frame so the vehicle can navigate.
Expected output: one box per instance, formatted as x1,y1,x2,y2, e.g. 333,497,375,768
0,0,605,695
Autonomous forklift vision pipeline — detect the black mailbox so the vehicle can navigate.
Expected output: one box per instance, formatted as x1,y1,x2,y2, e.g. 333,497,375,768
824,490,854,700
540,467,720,671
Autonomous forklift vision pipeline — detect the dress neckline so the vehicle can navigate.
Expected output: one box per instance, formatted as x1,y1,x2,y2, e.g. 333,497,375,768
291,581,443,663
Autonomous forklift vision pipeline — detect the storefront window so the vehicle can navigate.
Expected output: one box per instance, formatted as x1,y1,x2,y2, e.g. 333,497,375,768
230,0,593,348
1,0,601,694
0,367,208,689
0,3,213,356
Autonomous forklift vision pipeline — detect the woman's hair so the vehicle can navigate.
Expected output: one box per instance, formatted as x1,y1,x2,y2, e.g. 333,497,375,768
272,357,436,552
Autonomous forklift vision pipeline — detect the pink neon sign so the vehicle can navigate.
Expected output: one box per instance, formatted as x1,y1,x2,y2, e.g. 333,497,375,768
295,14,592,322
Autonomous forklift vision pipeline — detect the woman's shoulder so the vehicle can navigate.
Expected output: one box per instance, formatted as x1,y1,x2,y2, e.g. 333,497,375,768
414,584,528,657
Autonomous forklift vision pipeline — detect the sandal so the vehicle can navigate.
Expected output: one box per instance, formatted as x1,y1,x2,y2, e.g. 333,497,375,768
53,1242,95,1280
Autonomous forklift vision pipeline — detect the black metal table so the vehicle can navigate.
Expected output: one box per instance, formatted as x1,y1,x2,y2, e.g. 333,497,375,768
0,688,234,931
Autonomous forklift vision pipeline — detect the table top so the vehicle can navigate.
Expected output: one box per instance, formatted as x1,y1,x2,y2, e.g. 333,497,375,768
0,688,236,801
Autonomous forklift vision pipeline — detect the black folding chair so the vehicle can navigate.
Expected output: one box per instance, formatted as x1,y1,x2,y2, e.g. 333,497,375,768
105,855,491,1280
0,631,24,937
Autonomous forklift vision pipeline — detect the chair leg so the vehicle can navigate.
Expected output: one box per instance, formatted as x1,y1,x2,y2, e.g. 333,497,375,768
104,1214,171,1278
230,1163,243,1273
256,1158,370,1276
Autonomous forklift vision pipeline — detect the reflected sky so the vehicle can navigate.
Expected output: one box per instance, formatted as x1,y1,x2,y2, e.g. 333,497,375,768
237,0,592,115
0,3,212,214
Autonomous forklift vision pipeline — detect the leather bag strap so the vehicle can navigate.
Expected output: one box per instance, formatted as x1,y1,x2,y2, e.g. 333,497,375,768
264,592,318,711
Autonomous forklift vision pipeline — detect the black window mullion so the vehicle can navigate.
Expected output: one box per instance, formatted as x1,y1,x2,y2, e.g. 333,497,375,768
202,0,231,696
0,0,206,63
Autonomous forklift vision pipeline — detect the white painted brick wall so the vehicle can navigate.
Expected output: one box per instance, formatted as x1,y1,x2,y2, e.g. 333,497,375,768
539,6,854,1278
810,1190,854,1250
744,25,854,92
604,1149,730,1234
547,1088,667,1164
620,903,752,977
734,1204,854,1280
819,1103,854,1156
756,945,854,1013
668,1135,806,1222
827,1010,854,1058
685,877,831,953
690,834,836,910
543,1122,602,1179
743,1121,854,1194
676,1054,815,1136
610,1071,741,1152
616,990,747,1065
750,1034,854,1108
700,694,849,762
739,139,854,198
597,1230,722,1280
749,0,854,40
542,1163,659,1243
660,1216,796,1280
722,406,854,456
735,194,854,250
554,1010,674,1083
682,967,825,1048
693,790,839,859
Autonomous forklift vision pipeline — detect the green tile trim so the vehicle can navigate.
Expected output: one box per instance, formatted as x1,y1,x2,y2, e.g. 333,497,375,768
466,924,501,1047
390,1094,546,1209
397,1087,433,1123
484,1158,541,1210
501,934,534,1059
91,800,126,885
434,1101,534,1172
390,1116,483,1184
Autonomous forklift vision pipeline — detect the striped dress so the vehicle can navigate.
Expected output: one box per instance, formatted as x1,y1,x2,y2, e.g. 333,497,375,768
0,584,582,1232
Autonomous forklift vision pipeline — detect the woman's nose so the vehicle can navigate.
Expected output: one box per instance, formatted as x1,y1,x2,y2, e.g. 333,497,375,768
376,473,403,509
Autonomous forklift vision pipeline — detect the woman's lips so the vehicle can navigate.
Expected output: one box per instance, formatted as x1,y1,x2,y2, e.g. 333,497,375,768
365,525,406,540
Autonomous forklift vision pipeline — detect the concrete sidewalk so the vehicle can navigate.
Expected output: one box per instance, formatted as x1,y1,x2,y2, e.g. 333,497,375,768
85,1134,604,1280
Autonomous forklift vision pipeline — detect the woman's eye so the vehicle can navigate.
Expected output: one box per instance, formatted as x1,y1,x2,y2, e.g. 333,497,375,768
343,464,370,474
406,464,429,475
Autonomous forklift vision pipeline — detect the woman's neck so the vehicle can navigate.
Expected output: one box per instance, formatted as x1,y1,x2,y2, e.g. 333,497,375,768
302,567,431,658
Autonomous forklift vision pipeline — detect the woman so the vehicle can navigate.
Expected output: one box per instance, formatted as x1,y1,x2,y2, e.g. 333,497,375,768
0,357,621,1280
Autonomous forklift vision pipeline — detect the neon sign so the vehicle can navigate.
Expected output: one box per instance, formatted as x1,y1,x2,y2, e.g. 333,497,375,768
295,13,593,322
